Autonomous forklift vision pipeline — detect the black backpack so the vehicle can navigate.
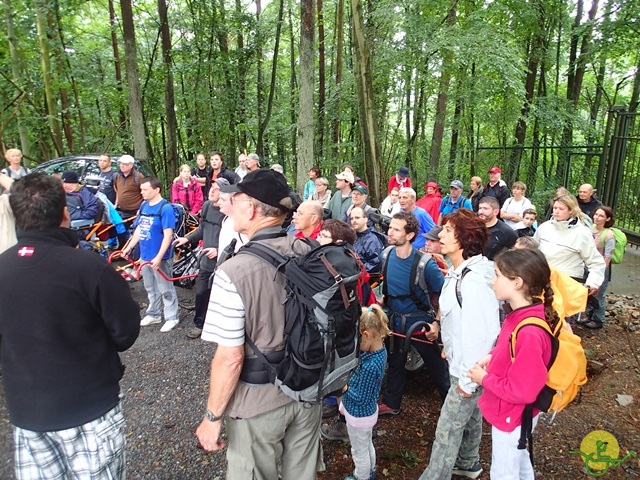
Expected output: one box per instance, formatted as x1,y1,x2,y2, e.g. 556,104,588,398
238,240,362,403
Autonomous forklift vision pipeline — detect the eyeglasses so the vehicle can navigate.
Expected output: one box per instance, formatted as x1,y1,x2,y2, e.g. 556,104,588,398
317,232,332,240
229,195,253,206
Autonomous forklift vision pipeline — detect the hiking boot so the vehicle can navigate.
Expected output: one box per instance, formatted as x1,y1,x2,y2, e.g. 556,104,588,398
186,327,203,339
322,402,338,419
378,403,401,416
140,315,162,326
452,461,483,479
320,421,350,443
160,319,179,332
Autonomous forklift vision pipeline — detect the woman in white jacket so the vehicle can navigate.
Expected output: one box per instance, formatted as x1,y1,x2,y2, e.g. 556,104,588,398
534,194,605,296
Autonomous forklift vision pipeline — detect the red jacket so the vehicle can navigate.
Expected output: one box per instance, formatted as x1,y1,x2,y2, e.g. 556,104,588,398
171,178,204,215
416,192,442,224
387,175,411,195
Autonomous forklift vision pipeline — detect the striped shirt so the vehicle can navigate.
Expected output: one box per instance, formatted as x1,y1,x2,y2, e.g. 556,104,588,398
202,269,245,346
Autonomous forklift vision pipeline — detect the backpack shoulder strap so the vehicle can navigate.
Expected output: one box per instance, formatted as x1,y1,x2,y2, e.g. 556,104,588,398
410,250,435,316
380,245,394,299
238,240,290,273
509,316,557,368
455,266,471,307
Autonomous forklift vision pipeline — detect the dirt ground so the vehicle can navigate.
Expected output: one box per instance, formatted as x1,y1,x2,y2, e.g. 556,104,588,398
0,248,639,479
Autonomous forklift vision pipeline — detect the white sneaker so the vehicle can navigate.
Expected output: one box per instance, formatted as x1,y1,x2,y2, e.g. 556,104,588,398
160,319,179,332
140,315,162,326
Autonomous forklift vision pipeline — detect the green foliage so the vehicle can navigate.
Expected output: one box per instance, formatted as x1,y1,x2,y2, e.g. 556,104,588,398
0,0,637,206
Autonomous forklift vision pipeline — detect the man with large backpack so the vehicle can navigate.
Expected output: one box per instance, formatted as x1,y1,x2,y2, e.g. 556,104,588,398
196,169,325,479
378,211,450,416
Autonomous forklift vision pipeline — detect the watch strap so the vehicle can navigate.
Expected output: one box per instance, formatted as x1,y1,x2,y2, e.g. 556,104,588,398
204,409,223,422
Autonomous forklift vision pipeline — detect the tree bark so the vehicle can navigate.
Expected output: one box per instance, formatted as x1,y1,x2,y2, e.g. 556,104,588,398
258,0,285,159
428,3,456,178
316,0,326,159
297,0,315,191
35,0,63,156
351,0,382,205
4,0,31,161
331,0,344,159
288,0,298,179
108,0,127,131
158,0,178,177
120,0,149,160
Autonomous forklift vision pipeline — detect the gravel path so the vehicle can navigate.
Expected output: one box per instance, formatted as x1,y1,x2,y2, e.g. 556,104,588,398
0,281,228,479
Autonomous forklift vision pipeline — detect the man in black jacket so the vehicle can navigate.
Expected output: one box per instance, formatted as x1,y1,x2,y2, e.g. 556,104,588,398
174,178,227,339
0,173,140,480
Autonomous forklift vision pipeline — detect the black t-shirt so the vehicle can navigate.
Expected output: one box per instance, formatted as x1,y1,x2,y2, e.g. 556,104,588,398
192,166,211,197
485,220,518,260
98,170,116,203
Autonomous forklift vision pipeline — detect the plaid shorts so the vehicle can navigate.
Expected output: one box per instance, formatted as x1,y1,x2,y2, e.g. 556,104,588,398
14,402,126,480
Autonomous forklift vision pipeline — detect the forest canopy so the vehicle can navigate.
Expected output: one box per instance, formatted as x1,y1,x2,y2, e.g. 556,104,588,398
1,0,639,204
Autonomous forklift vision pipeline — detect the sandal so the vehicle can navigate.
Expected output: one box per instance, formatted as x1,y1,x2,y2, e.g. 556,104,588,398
582,320,603,329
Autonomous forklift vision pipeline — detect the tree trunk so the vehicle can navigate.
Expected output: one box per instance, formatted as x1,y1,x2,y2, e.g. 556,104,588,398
256,0,265,156
297,0,315,192
428,3,456,178
108,0,127,131
316,0,326,159
351,0,382,205
4,0,31,161
158,0,178,176
258,0,285,158
236,0,247,151
48,9,74,152
288,0,298,178
35,0,63,156
120,0,149,159
331,0,344,159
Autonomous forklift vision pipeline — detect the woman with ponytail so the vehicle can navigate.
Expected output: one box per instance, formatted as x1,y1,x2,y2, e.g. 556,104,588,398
467,249,556,479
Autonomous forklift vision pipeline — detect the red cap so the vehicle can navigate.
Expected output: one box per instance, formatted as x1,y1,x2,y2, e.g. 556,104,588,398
424,181,439,190
488,167,501,174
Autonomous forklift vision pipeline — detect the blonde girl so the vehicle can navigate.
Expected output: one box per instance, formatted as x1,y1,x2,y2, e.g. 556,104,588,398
339,305,390,480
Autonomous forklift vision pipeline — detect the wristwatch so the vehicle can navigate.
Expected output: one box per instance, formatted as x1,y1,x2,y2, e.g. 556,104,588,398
204,409,223,422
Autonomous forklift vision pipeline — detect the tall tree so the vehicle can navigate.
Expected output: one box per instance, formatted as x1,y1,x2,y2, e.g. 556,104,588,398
4,0,31,160
429,2,457,179
158,0,178,177
316,0,326,159
35,0,63,155
331,0,344,159
351,0,382,204
297,0,314,190
108,0,127,132
120,0,149,159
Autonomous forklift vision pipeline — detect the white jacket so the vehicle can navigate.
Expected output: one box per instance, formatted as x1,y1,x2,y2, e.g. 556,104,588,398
440,255,500,394
534,217,605,288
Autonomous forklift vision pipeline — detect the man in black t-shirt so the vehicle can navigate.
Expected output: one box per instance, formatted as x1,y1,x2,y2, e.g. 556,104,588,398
478,196,517,260
191,152,212,198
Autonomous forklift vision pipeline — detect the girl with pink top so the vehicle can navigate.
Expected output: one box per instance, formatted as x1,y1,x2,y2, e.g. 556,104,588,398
171,164,204,215
468,249,556,480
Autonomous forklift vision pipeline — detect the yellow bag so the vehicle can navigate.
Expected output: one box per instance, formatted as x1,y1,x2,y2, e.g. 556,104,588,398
510,316,588,415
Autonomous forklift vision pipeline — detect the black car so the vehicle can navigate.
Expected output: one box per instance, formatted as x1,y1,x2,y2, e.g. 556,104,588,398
32,154,154,193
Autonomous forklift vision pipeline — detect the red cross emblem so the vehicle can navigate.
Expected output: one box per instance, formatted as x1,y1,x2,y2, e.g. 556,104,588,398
17,246,35,257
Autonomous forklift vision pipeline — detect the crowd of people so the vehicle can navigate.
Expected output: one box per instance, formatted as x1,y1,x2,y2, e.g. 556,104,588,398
0,148,625,480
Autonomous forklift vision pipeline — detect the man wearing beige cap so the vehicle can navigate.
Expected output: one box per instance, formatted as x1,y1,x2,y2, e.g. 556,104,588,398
326,170,354,219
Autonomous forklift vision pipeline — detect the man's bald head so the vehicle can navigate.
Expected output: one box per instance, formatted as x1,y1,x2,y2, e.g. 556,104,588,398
578,184,594,202
293,200,323,237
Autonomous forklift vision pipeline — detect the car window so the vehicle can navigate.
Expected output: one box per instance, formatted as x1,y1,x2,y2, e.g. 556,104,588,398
38,159,85,177
83,160,102,190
